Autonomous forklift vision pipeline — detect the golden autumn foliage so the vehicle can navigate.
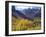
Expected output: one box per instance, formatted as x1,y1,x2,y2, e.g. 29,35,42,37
12,16,41,31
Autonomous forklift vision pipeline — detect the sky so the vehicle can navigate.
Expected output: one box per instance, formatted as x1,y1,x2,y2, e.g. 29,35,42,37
15,5,41,10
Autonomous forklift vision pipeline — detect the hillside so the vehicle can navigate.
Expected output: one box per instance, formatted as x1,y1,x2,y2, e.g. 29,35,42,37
12,6,41,31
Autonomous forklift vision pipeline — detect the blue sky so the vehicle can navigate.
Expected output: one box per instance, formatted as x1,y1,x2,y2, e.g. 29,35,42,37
15,5,41,10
